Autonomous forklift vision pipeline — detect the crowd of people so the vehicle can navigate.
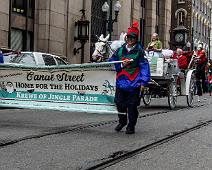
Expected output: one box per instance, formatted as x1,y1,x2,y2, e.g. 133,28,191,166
144,32,211,98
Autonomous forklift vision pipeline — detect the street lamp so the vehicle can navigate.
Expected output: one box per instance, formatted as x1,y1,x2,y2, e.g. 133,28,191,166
73,9,90,63
102,0,121,41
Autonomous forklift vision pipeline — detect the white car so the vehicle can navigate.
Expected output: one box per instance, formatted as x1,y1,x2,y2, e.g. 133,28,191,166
8,52,67,66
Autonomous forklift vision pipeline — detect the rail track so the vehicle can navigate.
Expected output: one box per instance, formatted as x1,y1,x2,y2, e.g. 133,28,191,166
0,103,207,148
85,117,212,170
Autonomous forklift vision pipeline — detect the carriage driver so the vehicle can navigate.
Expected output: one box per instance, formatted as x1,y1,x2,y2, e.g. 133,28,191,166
108,21,150,134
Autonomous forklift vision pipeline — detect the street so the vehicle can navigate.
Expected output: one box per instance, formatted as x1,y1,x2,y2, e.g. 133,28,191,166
0,94,211,170
1,0,212,169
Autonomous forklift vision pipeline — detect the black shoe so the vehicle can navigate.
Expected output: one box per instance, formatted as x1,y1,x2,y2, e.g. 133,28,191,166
125,128,135,134
115,124,126,132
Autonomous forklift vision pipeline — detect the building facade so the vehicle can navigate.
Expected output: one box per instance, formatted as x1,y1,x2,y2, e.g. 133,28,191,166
0,0,172,64
171,0,212,55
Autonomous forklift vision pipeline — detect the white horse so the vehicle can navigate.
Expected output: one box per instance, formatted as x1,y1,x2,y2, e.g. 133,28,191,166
92,33,126,62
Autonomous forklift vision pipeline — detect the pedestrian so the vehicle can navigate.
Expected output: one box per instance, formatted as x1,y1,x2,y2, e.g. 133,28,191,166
195,43,208,99
207,60,212,96
0,50,4,64
173,48,188,71
108,21,150,134
146,33,162,52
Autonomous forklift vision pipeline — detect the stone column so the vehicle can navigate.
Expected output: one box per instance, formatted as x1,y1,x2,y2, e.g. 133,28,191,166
116,0,132,39
158,0,172,48
144,0,156,47
35,0,66,58
0,0,10,47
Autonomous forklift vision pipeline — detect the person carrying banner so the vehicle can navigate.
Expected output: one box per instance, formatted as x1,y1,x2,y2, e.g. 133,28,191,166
108,21,150,134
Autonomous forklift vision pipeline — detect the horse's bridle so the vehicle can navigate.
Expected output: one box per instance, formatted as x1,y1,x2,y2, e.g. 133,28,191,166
95,40,115,61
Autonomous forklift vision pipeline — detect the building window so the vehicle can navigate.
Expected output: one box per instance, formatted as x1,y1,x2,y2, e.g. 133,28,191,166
12,0,25,15
177,11,185,26
141,0,145,8
203,2,205,14
200,1,202,11
175,8,187,25
28,0,35,18
178,0,185,4
10,29,34,51
196,17,199,33
12,0,35,17
11,29,24,51
155,25,159,34
140,18,145,44
156,0,159,16
205,25,207,37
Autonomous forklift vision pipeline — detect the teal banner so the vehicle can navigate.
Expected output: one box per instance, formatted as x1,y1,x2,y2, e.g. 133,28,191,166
0,62,118,114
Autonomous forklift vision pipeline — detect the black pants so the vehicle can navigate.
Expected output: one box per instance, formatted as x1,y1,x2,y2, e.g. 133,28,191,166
116,104,139,129
115,87,140,129
196,62,207,95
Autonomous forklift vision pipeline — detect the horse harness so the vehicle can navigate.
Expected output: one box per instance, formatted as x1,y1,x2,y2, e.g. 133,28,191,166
95,40,115,62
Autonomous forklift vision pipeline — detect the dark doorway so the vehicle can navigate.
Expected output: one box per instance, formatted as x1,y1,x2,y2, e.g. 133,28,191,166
90,0,107,60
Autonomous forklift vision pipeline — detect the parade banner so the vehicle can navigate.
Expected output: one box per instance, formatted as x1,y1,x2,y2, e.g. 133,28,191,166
148,57,164,77
0,62,119,114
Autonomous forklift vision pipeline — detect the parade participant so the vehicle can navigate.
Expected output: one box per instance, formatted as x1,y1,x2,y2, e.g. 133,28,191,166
108,21,150,134
173,48,188,71
207,60,212,96
195,43,208,97
0,50,4,64
146,33,162,52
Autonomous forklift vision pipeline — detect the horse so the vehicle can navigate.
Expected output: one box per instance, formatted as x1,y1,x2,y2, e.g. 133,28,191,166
92,33,126,62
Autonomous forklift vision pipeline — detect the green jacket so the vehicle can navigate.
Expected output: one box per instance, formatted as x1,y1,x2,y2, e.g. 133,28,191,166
147,40,162,49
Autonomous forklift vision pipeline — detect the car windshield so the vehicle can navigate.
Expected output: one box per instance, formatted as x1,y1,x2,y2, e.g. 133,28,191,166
55,57,67,65
10,53,36,65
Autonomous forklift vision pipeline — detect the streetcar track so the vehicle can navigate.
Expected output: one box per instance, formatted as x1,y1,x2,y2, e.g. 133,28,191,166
84,118,212,170
0,102,209,148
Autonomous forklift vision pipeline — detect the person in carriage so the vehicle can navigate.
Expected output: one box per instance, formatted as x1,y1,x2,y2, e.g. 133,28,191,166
173,48,188,72
108,21,150,134
146,33,162,52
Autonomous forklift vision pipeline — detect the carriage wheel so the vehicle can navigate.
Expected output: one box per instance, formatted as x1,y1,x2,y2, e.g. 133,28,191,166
142,88,152,106
187,72,196,107
168,81,177,109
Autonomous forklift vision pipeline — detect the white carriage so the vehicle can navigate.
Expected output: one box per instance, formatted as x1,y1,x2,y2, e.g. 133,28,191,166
142,50,196,109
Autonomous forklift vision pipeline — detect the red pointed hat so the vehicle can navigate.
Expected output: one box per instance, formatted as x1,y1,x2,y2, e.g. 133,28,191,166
127,21,139,37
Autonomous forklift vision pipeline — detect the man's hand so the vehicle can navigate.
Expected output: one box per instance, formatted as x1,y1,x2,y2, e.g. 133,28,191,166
140,85,145,93
122,59,133,67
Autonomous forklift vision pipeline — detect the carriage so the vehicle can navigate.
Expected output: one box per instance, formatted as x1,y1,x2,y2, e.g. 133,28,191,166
92,34,196,109
142,50,196,109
